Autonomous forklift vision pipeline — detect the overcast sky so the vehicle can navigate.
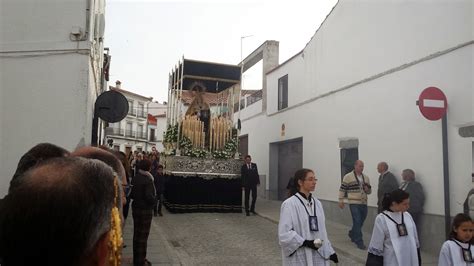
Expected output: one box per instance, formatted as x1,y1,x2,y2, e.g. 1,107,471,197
105,0,338,103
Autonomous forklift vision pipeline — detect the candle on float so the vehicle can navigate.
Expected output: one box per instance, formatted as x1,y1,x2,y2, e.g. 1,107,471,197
209,118,213,151
202,133,205,148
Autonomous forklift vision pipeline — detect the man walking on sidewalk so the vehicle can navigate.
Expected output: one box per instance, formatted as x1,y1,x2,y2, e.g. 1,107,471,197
241,155,260,216
376,161,399,213
338,160,372,250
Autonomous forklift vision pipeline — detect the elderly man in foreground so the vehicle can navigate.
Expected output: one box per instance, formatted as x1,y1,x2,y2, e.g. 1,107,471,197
0,157,123,266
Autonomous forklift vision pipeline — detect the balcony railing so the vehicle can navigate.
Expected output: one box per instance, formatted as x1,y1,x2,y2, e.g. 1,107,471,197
125,130,134,138
105,127,124,136
246,90,262,107
137,131,147,140
137,110,146,118
105,127,148,140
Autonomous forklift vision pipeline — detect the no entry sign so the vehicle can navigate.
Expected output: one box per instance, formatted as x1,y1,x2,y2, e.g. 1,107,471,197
418,87,448,121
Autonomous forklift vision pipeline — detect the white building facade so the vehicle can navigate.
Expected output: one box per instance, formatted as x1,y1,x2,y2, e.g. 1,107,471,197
0,0,108,196
238,0,473,254
104,82,154,155
149,101,168,152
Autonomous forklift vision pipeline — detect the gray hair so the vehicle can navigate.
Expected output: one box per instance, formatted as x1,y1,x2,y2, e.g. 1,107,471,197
402,169,416,180
0,157,117,265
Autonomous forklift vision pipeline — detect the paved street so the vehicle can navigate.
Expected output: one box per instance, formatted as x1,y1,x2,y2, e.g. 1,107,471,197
122,210,362,265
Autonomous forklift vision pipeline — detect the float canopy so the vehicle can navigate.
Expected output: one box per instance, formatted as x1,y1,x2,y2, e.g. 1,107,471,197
170,59,241,93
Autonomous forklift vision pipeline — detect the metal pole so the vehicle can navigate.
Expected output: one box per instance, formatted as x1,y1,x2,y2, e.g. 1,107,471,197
442,113,450,239
173,65,178,126
236,35,252,158
176,58,184,155
170,69,175,126
166,73,171,126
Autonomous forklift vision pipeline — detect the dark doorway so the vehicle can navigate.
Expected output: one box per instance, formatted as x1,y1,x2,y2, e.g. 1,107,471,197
277,139,303,200
239,135,248,158
340,148,358,180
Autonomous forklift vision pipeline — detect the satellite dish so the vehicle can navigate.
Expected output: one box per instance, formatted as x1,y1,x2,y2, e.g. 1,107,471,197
95,90,129,123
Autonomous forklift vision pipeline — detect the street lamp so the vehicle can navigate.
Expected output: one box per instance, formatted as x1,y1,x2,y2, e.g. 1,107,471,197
235,35,253,159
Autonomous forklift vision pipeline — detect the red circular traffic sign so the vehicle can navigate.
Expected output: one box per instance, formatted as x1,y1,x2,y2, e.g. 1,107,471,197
418,87,447,121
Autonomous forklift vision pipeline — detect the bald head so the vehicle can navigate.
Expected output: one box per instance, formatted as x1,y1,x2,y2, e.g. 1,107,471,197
72,146,126,182
9,142,69,193
354,160,364,175
0,157,117,265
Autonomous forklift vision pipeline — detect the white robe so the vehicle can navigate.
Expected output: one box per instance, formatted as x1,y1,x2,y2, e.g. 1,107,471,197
368,211,419,266
278,194,335,266
438,240,474,266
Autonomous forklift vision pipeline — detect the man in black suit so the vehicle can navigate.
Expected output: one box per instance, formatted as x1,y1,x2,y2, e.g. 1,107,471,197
376,162,399,213
241,155,260,216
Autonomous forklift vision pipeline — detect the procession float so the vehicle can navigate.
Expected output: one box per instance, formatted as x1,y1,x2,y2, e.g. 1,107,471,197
162,58,243,213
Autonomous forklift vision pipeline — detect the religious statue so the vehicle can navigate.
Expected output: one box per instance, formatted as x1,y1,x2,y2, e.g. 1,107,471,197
185,84,211,147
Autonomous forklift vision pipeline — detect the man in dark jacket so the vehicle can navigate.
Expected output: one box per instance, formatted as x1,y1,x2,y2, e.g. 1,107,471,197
376,162,399,213
152,164,166,217
131,159,156,266
241,155,260,216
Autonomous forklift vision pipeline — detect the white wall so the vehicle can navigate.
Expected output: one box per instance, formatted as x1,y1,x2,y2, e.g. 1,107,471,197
155,116,167,151
0,0,107,52
267,55,304,115
245,45,472,216
0,54,93,195
237,100,263,121
243,0,473,216
267,0,473,110
0,0,107,196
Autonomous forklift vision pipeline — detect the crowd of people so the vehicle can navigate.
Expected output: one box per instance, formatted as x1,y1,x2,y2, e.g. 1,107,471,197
1,143,473,266
0,143,166,266
278,160,474,266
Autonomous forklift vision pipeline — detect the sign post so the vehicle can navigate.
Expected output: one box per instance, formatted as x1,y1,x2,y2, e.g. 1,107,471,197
417,86,449,238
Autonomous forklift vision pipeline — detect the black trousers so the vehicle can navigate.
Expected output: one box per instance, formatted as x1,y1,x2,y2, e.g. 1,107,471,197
123,196,131,219
132,207,153,266
244,186,257,212
153,193,163,215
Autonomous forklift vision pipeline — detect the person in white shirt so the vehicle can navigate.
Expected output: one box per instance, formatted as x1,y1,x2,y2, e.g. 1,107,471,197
438,213,474,266
366,189,421,266
278,168,338,265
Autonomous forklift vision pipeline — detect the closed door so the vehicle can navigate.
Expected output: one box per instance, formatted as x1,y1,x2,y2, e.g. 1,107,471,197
239,135,248,158
278,140,303,200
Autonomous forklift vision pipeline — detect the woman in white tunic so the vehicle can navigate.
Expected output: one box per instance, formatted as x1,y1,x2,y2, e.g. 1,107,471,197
366,189,420,266
438,213,474,266
278,168,339,265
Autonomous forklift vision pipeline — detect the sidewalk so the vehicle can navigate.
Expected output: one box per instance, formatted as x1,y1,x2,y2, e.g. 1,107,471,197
121,216,182,265
255,198,439,265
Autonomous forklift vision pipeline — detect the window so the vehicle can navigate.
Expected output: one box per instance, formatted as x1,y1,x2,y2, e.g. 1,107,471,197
340,148,359,179
128,100,135,115
137,124,144,139
149,128,156,141
278,75,288,110
138,103,145,118
126,122,133,137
